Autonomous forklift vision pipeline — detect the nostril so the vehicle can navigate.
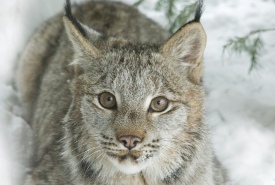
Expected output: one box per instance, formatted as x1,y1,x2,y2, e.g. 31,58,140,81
133,140,138,146
132,137,141,146
121,140,127,146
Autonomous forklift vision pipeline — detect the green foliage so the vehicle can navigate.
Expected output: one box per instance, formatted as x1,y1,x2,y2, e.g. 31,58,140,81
155,0,176,31
168,2,197,33
223,28,275,73
133,0,144,7
134,0,198,33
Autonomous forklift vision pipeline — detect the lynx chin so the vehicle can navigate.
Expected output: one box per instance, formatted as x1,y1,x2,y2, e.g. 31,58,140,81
17,0,229,184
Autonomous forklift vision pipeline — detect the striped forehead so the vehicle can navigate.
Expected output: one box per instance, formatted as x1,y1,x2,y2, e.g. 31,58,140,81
110,67,158,104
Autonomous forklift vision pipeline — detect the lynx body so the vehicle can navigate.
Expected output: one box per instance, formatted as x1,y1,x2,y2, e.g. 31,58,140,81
17,0,228,184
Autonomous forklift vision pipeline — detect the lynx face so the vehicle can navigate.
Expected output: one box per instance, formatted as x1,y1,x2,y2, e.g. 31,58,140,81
64,44,205,175
69,47,200,174
62,0,206,176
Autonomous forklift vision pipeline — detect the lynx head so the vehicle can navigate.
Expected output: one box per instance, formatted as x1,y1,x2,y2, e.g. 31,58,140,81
62,0,206,178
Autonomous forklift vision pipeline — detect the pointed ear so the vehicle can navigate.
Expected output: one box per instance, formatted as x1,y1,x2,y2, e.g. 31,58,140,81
63,0,101,58
161,22,206,84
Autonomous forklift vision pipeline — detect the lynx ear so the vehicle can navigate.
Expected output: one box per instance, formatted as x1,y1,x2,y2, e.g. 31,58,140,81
161,22,206,84
161,0,206,84
63,0,101,58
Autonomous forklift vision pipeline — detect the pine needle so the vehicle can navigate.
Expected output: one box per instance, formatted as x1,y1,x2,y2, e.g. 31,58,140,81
223,28,275,73
133,0,145,7
134,0,198,33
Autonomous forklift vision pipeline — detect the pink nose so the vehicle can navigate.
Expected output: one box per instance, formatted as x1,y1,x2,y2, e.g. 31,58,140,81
118,135,141,150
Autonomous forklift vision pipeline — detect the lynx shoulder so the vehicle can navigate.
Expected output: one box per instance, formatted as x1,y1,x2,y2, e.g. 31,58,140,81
17,0,228,184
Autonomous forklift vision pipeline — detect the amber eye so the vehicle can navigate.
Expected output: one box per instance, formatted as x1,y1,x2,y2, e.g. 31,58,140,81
99,92,117,109
150,96,169,112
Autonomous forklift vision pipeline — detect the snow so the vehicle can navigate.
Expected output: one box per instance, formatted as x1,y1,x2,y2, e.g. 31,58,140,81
1,0,275,185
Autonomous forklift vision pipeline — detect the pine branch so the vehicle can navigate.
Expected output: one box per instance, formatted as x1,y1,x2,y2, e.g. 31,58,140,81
169,2,197,33
133,0,145,7
134,0,198,33
155,0,176,26
223,28,275,73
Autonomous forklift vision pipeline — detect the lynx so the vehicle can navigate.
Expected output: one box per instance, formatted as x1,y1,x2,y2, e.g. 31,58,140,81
17,0,228,184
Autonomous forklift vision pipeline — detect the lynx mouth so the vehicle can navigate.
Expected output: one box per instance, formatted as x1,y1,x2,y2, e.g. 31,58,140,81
106,150,155,174
107,150,142,162
108,153,138,162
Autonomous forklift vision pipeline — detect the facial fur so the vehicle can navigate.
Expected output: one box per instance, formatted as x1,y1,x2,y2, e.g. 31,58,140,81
62,36,205,178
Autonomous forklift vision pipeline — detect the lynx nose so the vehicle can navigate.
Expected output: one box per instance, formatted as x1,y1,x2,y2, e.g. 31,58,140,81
118,135,141,150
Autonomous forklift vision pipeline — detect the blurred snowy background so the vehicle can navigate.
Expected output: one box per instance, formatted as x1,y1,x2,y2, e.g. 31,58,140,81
0,0,275,184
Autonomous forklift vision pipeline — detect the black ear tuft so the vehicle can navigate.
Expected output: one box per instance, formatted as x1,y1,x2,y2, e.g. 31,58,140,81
64,0,87,37
193,0,204,22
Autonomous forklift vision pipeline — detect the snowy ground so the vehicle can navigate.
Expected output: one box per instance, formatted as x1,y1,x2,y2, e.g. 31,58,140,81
0,0,275,185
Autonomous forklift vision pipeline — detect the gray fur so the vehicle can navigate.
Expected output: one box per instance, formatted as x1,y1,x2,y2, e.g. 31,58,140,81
17,1,228,185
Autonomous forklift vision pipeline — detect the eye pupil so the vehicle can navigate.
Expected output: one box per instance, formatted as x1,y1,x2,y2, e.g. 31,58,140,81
157,100,161,105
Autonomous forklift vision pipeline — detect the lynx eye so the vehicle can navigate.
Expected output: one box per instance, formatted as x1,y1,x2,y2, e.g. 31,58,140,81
150,96,169,112
99,92,117,109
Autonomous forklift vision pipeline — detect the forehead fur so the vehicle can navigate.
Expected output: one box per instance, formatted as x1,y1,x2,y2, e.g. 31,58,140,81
74,39,199,99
